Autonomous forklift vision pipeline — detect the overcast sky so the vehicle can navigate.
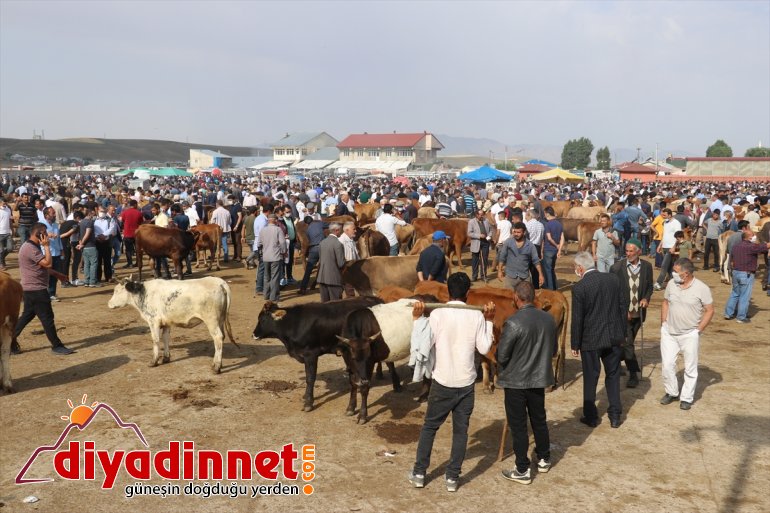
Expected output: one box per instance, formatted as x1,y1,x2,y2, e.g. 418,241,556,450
1,0,768,155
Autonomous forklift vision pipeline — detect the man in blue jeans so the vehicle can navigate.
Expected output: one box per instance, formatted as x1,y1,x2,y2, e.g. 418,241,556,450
724,228,770,323
408,273,495,492
541,207,564,290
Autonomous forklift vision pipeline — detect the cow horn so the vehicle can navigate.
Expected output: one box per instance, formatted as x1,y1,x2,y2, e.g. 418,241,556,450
368,331,381,341
127,273,134,282
335,335,351,345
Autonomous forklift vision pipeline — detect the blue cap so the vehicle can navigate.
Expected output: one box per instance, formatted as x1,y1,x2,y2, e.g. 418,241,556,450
432,230,450,241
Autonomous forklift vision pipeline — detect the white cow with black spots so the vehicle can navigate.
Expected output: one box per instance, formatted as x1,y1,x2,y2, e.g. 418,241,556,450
108,276,238,372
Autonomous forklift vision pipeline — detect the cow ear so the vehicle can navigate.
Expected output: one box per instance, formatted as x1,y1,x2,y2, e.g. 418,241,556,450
271,309,287,321
262,301,277,312
371,336,390,363
125,281,144,294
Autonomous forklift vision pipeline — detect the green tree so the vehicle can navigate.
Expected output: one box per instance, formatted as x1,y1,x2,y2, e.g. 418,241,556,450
745,147,770,157
706,139,733,157
595,146,611,170
561,137,594,169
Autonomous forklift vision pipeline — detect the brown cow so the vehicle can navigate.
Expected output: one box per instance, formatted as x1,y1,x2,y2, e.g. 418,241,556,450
395,224,415,255
190,223,222,271
357,229,390,258
354,203,379,225
342,255,422,296
412,282,568,392
135,224,198,281
417,206,438,218
541,200,573,218
0,272,22,393
566,206,605,220
377,285,415,303
577,221,602,252
295,216,356,269
412,218,470,270
409,234,434,256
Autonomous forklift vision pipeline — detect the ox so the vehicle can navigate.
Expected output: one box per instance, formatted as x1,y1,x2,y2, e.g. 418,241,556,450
0,272,22,393
354,203,379,225
108,276,238,372
190,223,222,271
252,297,383,412
412,281,568,392
412,218,470,269
566,206,605,220
135,224,198,281
357,228,390,258
342,255,422,296
540,200,573,218
718,230,737,284
409,234,434,256
577,221,602,252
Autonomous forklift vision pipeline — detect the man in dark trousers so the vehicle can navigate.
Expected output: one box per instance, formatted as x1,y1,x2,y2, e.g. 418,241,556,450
571,251,627,428
498,281,557,485
610,239,653,388
298,216,326,295
12,223,74,355
416,231,449,283
316,222,345,302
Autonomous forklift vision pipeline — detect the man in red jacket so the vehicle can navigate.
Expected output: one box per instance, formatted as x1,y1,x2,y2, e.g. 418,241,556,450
119,199,144,268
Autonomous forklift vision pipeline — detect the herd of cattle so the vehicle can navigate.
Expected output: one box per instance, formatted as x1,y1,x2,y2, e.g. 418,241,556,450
1,196,768,424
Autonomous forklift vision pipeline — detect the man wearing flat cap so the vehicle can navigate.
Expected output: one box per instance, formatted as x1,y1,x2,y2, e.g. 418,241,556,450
610,239,653,388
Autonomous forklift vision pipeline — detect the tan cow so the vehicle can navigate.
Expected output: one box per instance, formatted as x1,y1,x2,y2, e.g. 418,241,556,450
342,255,422,296
540,200,573,218
0,272,22,393
190,223,222,270
718,230,737,284
412,218,471,270
566,206,605,220
354,203,379,225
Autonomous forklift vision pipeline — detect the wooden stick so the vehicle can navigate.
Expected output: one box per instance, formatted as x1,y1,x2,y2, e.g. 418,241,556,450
407,302,485,311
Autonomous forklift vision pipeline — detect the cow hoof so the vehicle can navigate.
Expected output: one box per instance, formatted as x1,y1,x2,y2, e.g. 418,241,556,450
212,365,221,374
162,356,171,364
2,385,15,394
483,388,494,395
302,404,313,412
357,416,368,425
149,361,159,368
345,410,355,417
393,385,403,393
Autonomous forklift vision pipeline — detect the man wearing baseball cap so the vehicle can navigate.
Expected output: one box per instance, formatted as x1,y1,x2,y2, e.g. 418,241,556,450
416,231,450,283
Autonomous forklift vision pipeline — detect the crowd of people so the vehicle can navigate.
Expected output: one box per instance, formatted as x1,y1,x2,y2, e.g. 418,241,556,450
1,170,768,491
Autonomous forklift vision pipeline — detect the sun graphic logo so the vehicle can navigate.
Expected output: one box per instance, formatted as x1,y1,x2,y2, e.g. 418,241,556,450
16,393,148,486
61,394,99,426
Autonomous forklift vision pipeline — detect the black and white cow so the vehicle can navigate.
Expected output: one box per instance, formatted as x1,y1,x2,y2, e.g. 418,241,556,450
108,276,238,372
252,297,383,412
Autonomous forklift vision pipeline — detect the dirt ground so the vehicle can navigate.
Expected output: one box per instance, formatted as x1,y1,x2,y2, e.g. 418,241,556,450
0,247,768,513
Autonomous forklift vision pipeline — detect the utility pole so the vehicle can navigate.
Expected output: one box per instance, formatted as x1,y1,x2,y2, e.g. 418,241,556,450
636,147,641,163
504,146,508,171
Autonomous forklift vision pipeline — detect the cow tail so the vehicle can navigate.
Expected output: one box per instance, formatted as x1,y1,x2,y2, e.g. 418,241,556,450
222,284,239,347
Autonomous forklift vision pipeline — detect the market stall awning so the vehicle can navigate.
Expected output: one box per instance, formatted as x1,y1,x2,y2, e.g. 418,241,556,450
457,165,512,182
291,160,335,170
530,168,584,183
327,160,410,170
250,160,295,170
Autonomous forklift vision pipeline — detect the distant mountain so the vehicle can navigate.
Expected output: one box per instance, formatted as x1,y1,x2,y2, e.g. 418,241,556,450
1,138,270,163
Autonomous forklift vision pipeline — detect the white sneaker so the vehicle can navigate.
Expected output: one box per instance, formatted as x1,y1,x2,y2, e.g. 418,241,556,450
537,458,551,473
50,296,60,302
653,283,662,291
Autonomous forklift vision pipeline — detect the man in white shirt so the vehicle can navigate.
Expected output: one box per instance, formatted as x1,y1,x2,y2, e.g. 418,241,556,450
408,272,495,492
654,208,682,290
418,187,432,206
210,200,232,263
338,221,359,298
0,197,13,270
524,209,545,288
375,204,406,256
183,201,200,227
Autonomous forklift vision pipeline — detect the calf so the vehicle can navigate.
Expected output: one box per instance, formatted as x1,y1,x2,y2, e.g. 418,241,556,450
0,272,23,393
718,230,737,284
135,224,198,281
342,255,421,296
190,223,222,271
252,297,383,412
108,276,238,372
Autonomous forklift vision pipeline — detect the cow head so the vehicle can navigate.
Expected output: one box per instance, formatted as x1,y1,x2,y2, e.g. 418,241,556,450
252,301,287,340
108,277,145,309
335,308,389,388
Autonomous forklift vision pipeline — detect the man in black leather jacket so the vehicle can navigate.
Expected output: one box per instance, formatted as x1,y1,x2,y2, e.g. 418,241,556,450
497,281,557,485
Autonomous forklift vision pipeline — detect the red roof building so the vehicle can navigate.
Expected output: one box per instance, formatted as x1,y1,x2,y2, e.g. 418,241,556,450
337,132,444,165
516,163,552,180
617,163,658,183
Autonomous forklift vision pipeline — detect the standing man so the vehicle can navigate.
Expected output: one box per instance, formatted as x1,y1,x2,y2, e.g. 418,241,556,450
11,223,74,355
119,199,143,268
498,281,557,485
592,213,620,273
279,205,298,285
375,204,407,256
701,209,722,273
242,207,258,270
338,221,359,297
610,239,653,388
660,258,714,410
724,227,770,323
316,222,345,302
468,209,492,281
93,207,117,284
654,208,682,290
524,209,545,288
408,272,495,492
41,207,63,301
571,251,627,428
497,222,544,289
0,196,13,271
416,231,449,284
77,209,100,287
227,194,244,262
298,215,325,296
15,192,37,244
258,214,285,302
210,200,232,263
541,207,564,290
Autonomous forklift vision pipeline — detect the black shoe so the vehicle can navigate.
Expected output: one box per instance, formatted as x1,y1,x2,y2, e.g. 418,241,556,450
627,373,639,388
579,416,598,428
660,393,679,405
121,263,132,269
52,345,75,355
610,418,622,428
680,401,692,410
11,342,22,355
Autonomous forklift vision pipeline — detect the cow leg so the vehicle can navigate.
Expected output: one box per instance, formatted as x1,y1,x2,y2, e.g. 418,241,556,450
481,357,494,393
302,356,318,411
375,361,384,380
161,327,171,363
1,329,14,393
346,374,357,417
208,324,224,374
358,382,370,425
174,257,183,280
136,248,144,281
386,361,402,392
417,377,431,403
149,323,162,367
